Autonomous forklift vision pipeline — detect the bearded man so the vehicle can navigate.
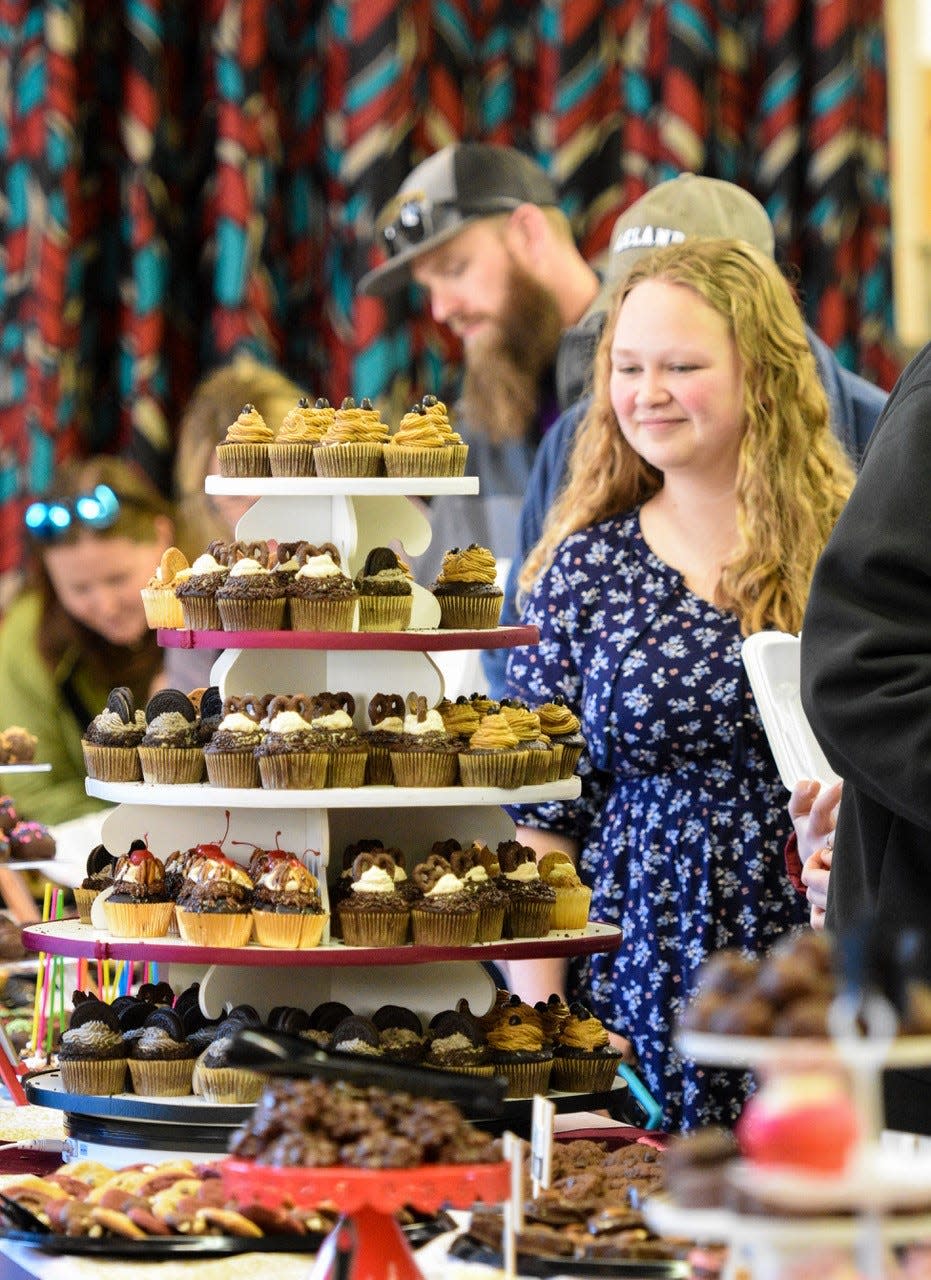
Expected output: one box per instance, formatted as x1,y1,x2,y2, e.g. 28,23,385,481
359,143,600,582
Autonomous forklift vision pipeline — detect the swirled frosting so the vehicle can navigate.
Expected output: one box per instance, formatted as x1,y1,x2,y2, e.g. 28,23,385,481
486,1017,546,1054
558,1009,610,1052
500,706,542,741
224,404,274,444
469,713,520,751
434,544,497,586
323,398,389,445
538,702,582,737
276,399,332,442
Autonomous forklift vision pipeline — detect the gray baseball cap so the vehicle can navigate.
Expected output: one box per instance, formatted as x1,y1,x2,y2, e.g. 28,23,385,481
359,143,559,298
587,173,775,315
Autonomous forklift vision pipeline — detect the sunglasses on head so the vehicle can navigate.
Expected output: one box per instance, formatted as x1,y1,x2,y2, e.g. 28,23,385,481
380,193,523,258
25,484,122,541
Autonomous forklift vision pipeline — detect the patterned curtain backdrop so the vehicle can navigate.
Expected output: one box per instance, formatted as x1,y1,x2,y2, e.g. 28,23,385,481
0,0,896,603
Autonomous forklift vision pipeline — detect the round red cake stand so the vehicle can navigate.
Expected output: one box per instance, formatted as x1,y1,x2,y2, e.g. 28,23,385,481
220,1158,510,1279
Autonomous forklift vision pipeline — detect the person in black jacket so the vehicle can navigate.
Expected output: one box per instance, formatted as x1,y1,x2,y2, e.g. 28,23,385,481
800,342,931,1134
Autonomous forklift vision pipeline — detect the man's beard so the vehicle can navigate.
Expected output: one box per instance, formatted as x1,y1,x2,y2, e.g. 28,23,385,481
458,263,564,444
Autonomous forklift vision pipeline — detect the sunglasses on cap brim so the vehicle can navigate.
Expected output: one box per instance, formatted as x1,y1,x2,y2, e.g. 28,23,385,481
379,193,525,257
24,484,123,541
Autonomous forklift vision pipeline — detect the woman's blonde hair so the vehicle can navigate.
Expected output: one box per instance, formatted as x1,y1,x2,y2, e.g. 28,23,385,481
519,238,856,636
172,354,307,556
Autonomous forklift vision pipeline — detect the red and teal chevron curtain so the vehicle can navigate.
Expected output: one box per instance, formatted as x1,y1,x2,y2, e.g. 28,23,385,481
0,0,897,605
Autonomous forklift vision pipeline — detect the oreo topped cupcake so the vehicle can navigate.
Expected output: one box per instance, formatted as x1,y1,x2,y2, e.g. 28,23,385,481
371,1004,426,1063
58,997,128,1096
82,686,145,781
137,689,204,784
73,842,117,924
355,547,413,632
423,1008,492,1076
127,1007,198,1096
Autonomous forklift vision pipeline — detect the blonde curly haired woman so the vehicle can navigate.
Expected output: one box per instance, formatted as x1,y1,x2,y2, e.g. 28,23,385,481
505,239,855,1131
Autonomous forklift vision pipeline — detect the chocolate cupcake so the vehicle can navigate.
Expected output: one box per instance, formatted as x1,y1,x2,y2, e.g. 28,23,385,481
173,541,231,630
431,544,503,630
498,842,555,938
193,1013,264,1103
81,686,145,782
307,691,368,787
137,689,204,784
423,1008,493,1076
337,851,410,947
362,693,406,784
58,998,128,1095
485,1000,553,1098
388,693,460,788
127,1007,198,1096
251,855,328,948
449,845,506,942
550,1003,624,1092
215,540,286,631
289,543,358,631
255,694,329,790
102,840,174,938
329,1014,383,1057
355,547,413,632
73,842,117,924
371,1004,426,1063
175,854,254,947
409,856,479,946
203,694,263,788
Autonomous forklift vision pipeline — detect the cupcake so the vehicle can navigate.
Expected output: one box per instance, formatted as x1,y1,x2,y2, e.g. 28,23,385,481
203,695,263,788
497,842,555,938
437,696,482,741
193,1013,264,1103
255,694,329,790
173,541,231,631
251,855,328,948
423,1008,493,1076
409,857,479,946
127,1007,198,1096
383,401,459,477
354,547,413,632
313,396,389,477
362,693,406,784
8,820,55,862
371,1005,426,1063
215,540,286,632
215,402,275,477
102,840,175,938
288,543,358,631
140,546,189,629
420,394,468,475
268,396,331,477
538,849,592,930
137,689,205,784
329,1014,383,1058
337,852,410,947
499,701,556,784
449,846,506,942
485,1000,553,1098
389,693,461,788
81,686,145,782
537,697,586,779
550,1003,624,1093
457,712,529,789
58,998,128,1096
430,544,503,630
175,853,254,947
73,842,117,925
534,993,573,1044
308,691,367,787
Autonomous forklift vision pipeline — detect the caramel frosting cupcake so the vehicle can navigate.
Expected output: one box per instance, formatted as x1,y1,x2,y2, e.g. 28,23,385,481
268,396,330,476
437,695,482,740
409,858,479,946
173,541,231,630
485,1005,553,1098
431,544,503,630
288,543,358,631
537,696,586,778
551,1003,624,1092
384,401,458,477
500,700,556,784
81,686,145,782
141,545,188,629
534,993,573,1043
337,852,410,947
458,711,528,789
420,394,467,469
363,692,406,784
216,402,275,476
313,396,389,476
389,693,460,788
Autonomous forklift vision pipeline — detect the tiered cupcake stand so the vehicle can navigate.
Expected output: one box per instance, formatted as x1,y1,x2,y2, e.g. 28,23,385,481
644,1027,931,1280
21,476,624,1166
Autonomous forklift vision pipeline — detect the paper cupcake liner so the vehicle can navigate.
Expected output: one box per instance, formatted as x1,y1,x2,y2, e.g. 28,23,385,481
137,745,205,785
252,909,328,949
437,593,503,630
216,442,271,477
338,909,410,947
82,742,142,783
447,443,469,476
495,1056,553,1099
312,442,385,477
457,749,529,789
550,1053,622,1094
193,1064,264,1104
357,594,412,632
326,750,368,788
364,743,394,785
178,595,223,631
506,897,554,939
410,908,479,946
382,446,458,478
389,750,459,788
141,588,185,630
268,441,317,477
216,596,287,632
103,899,175,939
72,887,101,926
475,904,506,943
258,751,328,790
522,748,557,786
428,1062,495,1077
555,742,584,779
550,886,592,931
290,596,356,632
205,750,261,789
128,1056,196,1097
175,907,253,948
59,1057,128,1096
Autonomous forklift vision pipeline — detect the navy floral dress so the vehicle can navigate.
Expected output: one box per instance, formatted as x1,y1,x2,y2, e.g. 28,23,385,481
505,510,806,1131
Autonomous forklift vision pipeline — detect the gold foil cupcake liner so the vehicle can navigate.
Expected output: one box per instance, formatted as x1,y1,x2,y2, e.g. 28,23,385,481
258,751,328,790
289,596,356,632
176,907,253,948
216,442,271,477
522,748,557,786
127,1056,196,1097
82,742,142,782
364,743,395,785
550,885,592,931
357,594,412,632
204,750,261,789
251,909,328,948
410,907,479,946
313,442,385,477
268,441,318,477
137,745,205,785
216,596,287,632
437,593,503,630
102,899,175,939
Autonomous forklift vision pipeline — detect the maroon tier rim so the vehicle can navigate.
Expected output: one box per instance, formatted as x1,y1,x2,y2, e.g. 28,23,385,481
158,625,538,651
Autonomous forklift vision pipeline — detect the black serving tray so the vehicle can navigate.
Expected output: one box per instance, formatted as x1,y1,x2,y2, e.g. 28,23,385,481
449,1233,690,1278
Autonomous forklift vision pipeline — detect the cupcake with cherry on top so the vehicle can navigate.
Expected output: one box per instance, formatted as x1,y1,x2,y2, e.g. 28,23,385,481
251,852,328,949
175,851,254,948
